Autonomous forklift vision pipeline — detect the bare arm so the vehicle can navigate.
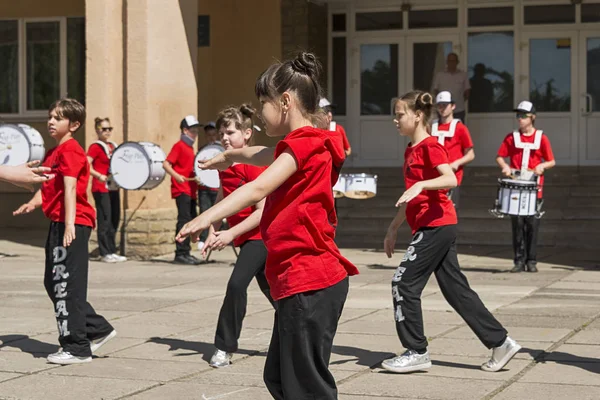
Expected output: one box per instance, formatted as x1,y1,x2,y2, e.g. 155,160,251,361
13,189,43,215
345,147,352,157
396,163,457,206
87,156,106,181
450,148,475,170
200,146,276,170
162,160,185,183
226,197,265,239
0,161,54,191
384,204,407,258
63,176,77,247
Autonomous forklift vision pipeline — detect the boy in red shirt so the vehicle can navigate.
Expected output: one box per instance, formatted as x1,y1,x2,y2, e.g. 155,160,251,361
496,101,555,273
382,91,520,375
320,97,351,157
433,91,475,208
163,116,201,265
177,52,359,399
14,99,116,365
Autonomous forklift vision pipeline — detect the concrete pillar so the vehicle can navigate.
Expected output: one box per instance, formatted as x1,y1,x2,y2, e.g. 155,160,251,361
122,0,198,258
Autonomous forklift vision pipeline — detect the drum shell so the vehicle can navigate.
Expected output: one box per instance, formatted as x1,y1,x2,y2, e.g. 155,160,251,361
333,174,346,198
344,173,377,199
194,144,224,189
498,179,537,216
0,124,45,165
110,142,166,190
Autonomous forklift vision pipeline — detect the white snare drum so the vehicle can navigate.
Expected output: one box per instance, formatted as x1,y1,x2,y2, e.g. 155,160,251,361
0,124,45,166
194,144,224,189
498,179,538,216
344,173,377,199
333,174,346,198
110,142,166,190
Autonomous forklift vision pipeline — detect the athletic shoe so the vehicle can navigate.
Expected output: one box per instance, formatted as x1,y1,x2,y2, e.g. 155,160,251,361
510,264,525,273
481,336,522,372
174,255,197,265
47,351,91,365
90,330,117,353
526,262,538,273
209,349,232,368
111,254,127,263
381,350,432,373
101,254,118,263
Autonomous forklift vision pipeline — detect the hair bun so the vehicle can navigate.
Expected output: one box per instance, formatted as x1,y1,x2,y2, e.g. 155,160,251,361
239,103,256,118
291,52,321,79
417,92,433,107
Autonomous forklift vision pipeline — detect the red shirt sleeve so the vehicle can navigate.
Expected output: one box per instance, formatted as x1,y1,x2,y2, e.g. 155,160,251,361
426,142,449,169
166,142,180,166
276,136,324,170
540,135,555,162
459,125,474,150
338,125,350,150
58,150,85,178
87,143,102,160
497,134,512,158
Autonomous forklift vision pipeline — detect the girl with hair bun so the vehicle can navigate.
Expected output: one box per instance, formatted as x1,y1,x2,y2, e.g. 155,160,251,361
382,91,520,374
177,52,358,399
205,104,274,368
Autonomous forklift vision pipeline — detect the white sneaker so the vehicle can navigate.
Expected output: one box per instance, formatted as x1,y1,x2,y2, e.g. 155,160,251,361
481,336,522,372
209,349,232,368
101,254,118,263
47,351,91,365
110,254,127,262
197,241,205,251
90,330,117,353
381,350,432,373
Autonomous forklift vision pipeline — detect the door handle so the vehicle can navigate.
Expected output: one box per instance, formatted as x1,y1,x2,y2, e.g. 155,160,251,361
582,93,592,116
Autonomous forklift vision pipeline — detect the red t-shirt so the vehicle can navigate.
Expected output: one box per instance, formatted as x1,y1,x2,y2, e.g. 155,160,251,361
42,139,96,228
336,123,351,152
87,142,116,193
219,164,265,247
404,136,457,234
261,126,359,301
435,121,473,185
166,140,198,199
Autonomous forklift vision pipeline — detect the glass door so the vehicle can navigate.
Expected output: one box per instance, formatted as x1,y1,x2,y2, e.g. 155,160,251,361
407,35,460,95
521,32,578,165
350,39,405,167
578,32,600,165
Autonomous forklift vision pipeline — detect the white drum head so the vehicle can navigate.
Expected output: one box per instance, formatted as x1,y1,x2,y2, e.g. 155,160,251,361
195,144,224,189
0,125,30,166
111,143,150,190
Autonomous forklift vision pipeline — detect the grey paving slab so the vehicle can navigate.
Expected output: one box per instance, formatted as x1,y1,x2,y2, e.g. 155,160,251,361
493,383,600,400
567,328,600,345
443,326,572,343
427,338,551,361
127,382,273,400
544,343,600,362
0,371,23,383
494,313,589,329
518,361,600,386
0,350,59,374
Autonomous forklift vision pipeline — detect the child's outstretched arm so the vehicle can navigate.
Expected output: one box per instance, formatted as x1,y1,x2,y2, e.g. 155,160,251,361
177,149,296,244
63,176,77,247
384,204,406,258
199,146,275,170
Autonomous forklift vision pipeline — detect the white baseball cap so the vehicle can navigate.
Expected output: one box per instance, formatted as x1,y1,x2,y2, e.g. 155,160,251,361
180,115,201,129
319,98,332,108
514,101,536,114
435,91,454,104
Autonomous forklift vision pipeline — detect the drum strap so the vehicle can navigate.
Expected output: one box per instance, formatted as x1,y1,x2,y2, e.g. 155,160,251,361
431,119,458,145
329,121,337,131
94,140,118,158
513,130,543,173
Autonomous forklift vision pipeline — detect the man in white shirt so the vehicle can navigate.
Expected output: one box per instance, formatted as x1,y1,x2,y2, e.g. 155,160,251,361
432,52,471,122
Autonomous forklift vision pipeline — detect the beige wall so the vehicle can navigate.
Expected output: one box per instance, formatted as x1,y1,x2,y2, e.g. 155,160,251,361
197,0,281,148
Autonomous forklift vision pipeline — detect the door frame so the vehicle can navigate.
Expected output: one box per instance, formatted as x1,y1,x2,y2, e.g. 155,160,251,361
578,30,600,165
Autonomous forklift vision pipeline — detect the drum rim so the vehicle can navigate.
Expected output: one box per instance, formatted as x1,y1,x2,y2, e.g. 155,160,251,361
345,173,377,178
110,141,153,190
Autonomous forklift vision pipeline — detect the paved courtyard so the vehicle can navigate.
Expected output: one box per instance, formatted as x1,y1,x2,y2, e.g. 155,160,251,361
0,238,599,400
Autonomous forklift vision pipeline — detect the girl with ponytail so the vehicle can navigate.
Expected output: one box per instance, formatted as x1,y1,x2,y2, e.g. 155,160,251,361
382,91,520,374
177,52,358,398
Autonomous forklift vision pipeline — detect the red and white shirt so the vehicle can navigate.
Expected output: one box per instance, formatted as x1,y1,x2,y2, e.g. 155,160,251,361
42,139,96,228
219,164,265,247
87,141,116,193
431,120,473,185
166,140,198,199
404,136,457,234
261,126,359,301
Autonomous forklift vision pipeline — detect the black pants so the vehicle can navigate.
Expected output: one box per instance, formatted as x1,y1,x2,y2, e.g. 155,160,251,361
392,225,507,352
264,277,348,400
511,215,540,266
214,240,274,353
198,189,218,242
44,222,114,357
92,191,120,256
175,194,197,256
448,186,460,210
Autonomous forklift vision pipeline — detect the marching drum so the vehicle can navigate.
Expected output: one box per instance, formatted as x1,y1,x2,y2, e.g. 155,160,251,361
344,173,378,199
110,142,166,190
0,124,45,166
194,143,224,189
333,174,346,198
496,179,538,216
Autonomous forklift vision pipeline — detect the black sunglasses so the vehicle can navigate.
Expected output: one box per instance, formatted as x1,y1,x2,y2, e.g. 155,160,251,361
101,127,114,132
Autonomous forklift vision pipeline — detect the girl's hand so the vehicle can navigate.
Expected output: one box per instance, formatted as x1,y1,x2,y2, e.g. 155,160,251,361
99,174,108,183
396,182,423,206
384,229,397,259
212,230,234,251
176,215,211,244
534,164,545,176
13,203,36,215
201,232,218,258
63,224,76,247
198,151,233,171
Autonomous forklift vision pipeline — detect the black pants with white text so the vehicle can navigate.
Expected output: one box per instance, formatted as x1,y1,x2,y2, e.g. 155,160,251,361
44,222,114,357
264,277,348,400
392,225,507,352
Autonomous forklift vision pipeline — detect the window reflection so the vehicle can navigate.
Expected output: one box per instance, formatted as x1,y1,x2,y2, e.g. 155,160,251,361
360,44,398,115
529,38,571,112
0,21,19,113
467,32,514,113
27,22,60,111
